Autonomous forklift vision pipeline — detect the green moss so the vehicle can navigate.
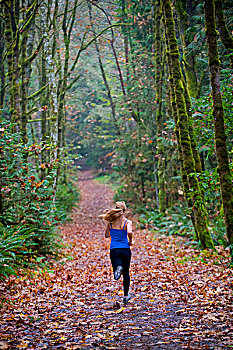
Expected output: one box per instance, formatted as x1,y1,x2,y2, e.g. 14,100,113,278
155,0,166,213
175,0,199,98
164,0,215,250
205,0,233,256
215,0,233,68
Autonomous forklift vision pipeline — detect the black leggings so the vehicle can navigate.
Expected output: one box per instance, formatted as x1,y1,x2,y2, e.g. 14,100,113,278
110,248,131,296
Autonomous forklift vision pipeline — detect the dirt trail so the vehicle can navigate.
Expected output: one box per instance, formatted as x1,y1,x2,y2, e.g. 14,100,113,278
1,171,232,349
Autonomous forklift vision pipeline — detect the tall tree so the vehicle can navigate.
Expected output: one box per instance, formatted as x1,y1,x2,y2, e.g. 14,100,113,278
164,19,197,234
174,0,199,99
155,0,166,213
204,0,233,261
163,0,215,249
0,4,6,115
3,0,20,126
215,0,233,69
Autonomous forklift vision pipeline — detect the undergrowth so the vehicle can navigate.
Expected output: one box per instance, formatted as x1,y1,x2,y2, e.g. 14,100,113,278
0,179,79,279
0,120,80,278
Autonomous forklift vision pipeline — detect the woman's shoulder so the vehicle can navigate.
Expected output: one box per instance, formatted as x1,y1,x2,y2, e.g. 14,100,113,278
125,218,132,225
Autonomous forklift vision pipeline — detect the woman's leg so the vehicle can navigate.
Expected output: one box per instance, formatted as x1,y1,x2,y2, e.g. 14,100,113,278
110,249,122,273
121,248,131,296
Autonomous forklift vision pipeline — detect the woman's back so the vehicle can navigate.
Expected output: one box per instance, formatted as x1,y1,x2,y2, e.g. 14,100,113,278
110,216,126,230
110,218,129,249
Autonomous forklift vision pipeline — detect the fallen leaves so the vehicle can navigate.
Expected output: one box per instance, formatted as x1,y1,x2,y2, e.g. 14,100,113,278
0,170,232,349
0,342,8,350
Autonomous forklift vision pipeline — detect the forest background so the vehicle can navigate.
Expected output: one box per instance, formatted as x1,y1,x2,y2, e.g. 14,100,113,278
0,0,233,277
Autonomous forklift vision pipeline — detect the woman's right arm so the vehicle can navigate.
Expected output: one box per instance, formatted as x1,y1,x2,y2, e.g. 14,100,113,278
105,223,110,238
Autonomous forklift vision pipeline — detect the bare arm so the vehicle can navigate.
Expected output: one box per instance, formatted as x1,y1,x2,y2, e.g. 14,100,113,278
127,220,133,246
105,223,110,238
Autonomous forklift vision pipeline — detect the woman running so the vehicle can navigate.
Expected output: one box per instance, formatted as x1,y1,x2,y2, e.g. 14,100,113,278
99,201,133,304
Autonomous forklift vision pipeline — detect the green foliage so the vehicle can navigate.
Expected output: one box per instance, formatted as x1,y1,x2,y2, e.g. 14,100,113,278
138,205,195,237
0,120,79,277
56,179,80,218
210,216,228,247
94,173,119,193
137,202,228,249
191,68,233,240
0,225,36,277
112,128,156,207
192,68,233,159
0,122,57,250
94,174,111,184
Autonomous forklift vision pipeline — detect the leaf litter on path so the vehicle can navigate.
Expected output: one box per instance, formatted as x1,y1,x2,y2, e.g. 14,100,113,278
0,170,232,349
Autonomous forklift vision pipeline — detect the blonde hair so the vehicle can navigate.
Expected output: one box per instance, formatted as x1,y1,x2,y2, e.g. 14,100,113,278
99,201,126,223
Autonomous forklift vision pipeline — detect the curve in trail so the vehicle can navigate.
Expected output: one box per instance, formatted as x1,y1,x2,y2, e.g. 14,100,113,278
0,171,232,349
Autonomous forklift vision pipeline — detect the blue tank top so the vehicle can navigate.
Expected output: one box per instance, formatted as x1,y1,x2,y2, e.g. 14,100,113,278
110,220,130,249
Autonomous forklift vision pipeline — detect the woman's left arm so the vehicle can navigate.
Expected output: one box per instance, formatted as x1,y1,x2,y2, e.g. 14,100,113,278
105,223,110,238
127,220,133,245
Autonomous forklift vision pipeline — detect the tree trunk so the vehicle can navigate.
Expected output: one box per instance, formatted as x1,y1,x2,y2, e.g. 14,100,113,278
121,0,130,85
167,46,197,233
155,0,166,213
40,0,58,162
215,0,233,69
163,10,193,216
163,0,215,249
40,45,47,180
20,5,29,144
4,4,14,124
0,8,5,115
10,0,21,126
182,78,203,175
204,0,233,260
175,0,198,99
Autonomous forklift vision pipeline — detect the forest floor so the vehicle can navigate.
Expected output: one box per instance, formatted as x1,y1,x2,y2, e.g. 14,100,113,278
0,170,233,350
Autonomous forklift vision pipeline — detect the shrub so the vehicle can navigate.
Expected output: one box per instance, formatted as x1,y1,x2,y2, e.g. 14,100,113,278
0,121,79,277
0,225,36,277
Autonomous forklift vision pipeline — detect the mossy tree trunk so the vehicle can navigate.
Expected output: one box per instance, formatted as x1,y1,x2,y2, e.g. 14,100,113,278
40,0,58,165
0,8,5,115
39,0,59,195
215,0,233,69
163,9,190,208
20,3,29,145
165,36,197,234
204,0,233,260
155,0,166,213
163,4,199,234
0,6,4,214
163,0,215,249
3,0,38,130
57,0,69,165
20,1,38,144
165,64,178,209
39,1,51,181
181,77,205,179
40,45,47,181
10,0,20,126
175,0,198,99
4,2,18,127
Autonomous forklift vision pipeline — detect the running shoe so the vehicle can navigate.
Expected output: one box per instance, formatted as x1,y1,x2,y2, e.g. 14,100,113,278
123,294,131,304
114,266,123,280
